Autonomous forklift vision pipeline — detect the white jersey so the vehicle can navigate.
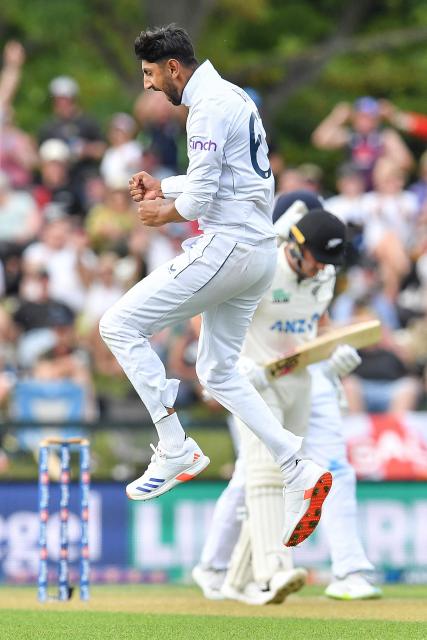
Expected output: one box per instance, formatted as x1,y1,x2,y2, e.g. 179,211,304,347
161,60,275,245
242,243,336,364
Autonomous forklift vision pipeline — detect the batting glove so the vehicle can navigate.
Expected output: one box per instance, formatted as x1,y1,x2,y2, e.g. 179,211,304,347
326,344,361,379
238,356,270,391
328,373,349,412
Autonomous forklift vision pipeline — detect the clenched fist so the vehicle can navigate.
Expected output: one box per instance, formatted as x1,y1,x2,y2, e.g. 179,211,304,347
129,171,163,202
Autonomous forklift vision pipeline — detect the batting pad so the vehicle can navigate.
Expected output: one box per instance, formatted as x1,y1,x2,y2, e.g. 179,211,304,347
247,475,293,584
223,520,253,590
240,419,293,584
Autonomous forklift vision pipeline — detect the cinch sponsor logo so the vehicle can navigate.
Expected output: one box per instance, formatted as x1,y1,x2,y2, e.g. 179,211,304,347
189,136,217,152
270,313,320,334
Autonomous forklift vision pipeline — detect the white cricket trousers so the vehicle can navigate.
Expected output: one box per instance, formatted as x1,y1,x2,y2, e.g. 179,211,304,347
99,233,302,465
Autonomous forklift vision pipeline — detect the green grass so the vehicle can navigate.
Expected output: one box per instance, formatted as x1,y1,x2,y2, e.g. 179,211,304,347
1,426,234,480
2,585,427,640
2,610,427,640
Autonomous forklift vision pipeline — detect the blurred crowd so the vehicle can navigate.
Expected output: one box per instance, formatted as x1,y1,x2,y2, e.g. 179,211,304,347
0,40,426,462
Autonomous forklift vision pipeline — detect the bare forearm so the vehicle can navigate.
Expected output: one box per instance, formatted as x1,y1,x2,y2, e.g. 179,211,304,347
138,198,187,227
159,201,186,224
0,64,21,106
0,41,25,106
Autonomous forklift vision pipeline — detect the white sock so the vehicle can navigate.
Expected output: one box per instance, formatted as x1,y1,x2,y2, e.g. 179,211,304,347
155,412,185,452
280,454,301,482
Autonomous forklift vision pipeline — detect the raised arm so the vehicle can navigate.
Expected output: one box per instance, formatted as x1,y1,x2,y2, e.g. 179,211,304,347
0,41,25,108
311,102,352,150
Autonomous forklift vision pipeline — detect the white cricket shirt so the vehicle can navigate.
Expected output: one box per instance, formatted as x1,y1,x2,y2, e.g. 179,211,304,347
161,60,275,245
242,243,336,364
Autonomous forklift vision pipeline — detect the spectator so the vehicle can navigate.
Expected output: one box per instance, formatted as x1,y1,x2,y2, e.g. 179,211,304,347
100,112,143,184
33,138,84,218
325,162,365,226
331,271,402,331
360,158,419,301
81,253,125,329
296,162,324,195
1,106,38,189
28,306,97,421
0,41,25,113
0,41,38,189
13,265,75,371
112,225,150,289
23,210,96,313
345,344,422,414
0,171,40,247
38,75,106,186
276,167,307,194
134,90,185,174
380,99,427,141
343,309,422,414
325,163,366,266
13,265,74,332
312,97,413,190
85,175,137,253
139,144,175,181
408,150,427,210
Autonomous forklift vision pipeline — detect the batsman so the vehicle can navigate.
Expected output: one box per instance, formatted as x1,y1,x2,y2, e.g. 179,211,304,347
193,192,381,603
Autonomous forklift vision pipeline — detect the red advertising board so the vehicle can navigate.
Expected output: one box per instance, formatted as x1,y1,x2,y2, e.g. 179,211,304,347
343,412,427,480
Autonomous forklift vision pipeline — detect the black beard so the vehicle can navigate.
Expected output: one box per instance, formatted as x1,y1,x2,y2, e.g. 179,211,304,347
165,89,181,106
163,79,182,106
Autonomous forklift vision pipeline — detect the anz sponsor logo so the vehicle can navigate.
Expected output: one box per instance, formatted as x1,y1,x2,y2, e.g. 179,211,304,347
270,313,320,334
189,136,217,152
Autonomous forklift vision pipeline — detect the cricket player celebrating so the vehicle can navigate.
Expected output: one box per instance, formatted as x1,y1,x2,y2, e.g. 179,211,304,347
100,25,331,547
193,192,381,603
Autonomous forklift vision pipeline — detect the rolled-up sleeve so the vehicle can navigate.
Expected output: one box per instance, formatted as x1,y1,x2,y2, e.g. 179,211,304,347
174,102,228,220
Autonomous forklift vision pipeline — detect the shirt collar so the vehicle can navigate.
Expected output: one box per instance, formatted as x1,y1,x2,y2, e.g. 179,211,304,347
278,242,299,283
181,60,221,106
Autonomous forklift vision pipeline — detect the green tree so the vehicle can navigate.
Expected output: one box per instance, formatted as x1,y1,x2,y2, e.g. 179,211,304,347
2,0,427,174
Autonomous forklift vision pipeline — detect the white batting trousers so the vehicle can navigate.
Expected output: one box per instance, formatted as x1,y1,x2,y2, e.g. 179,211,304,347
304,365,374,579
99,233,302,465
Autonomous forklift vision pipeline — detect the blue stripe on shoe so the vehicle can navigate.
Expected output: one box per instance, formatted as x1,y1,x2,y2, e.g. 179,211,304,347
144,483,159,489
136,487,151,493
149,477,165,483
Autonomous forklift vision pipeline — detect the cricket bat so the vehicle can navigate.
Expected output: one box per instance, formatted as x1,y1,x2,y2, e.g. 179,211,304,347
265,319,381,379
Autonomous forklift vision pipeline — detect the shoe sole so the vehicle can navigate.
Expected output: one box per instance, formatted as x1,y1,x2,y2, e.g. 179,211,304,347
126,455,210,501
267,569,307,604
221,570,307,606
325,590,383,601
284,471,332,547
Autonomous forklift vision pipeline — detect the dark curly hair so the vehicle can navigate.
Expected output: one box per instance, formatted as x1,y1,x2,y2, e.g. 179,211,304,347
134,24,198,67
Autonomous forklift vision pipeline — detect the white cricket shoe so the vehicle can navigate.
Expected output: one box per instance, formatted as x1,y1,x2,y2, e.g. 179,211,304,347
265,568,308,604
282,459,332,547
126,437,210,500
192,565,226,600
325,573,383,600
221,568,307,605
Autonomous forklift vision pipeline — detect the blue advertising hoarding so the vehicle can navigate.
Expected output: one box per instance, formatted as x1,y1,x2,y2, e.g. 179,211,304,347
1,481,426,584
